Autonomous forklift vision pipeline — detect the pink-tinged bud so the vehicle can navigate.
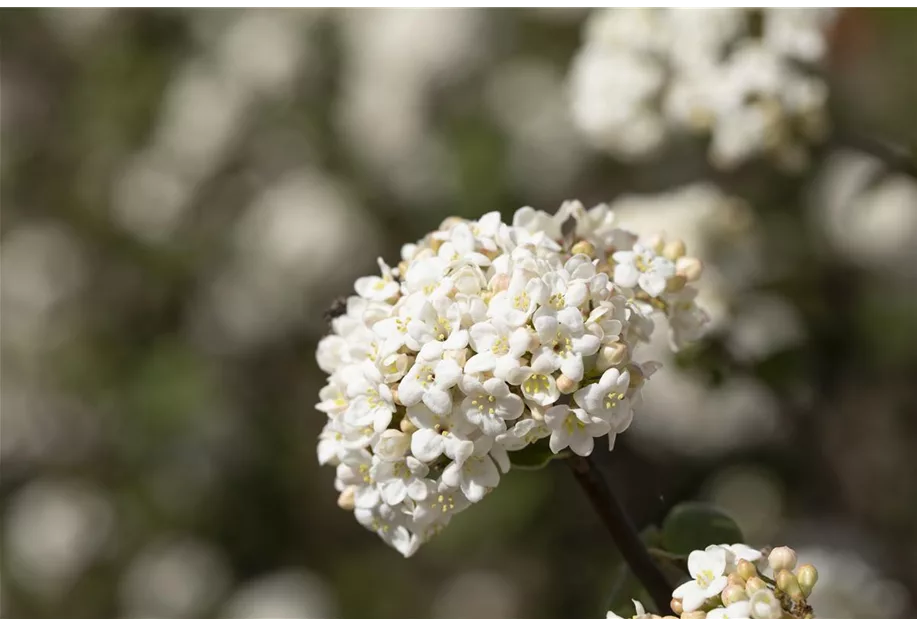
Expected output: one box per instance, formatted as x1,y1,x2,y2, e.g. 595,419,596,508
597,343,627,370
745,577,767,595
675,256,703,281
722,584,748,606
737,559,758,581
727,573,746,588
556,374,579,394
797,563,818,597
776,569,804,601
490,273,511,293
670,598,683,615
337,486,356,511
663,238,686,260
768,546,798,573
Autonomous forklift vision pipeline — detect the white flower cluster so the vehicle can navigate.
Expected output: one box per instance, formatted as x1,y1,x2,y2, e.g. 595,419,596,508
316,202,707,556
569,8,837,170
609,544,821,619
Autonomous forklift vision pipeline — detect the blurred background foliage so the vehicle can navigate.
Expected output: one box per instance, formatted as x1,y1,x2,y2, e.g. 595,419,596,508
1,7,916,619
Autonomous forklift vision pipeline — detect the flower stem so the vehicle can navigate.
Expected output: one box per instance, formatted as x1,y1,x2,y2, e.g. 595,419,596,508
566,454,673,615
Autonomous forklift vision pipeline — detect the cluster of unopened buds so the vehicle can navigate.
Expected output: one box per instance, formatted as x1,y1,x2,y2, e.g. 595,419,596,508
609,544,820,619
316,201,708,556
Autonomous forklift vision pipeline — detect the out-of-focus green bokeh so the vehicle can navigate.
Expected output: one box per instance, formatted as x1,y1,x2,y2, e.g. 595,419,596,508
1,8,916,619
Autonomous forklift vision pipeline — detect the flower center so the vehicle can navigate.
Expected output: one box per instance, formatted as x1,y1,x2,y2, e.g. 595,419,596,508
563,412,585,434
437,494,456,512
553,332,573,356
549,292,565,309
696,569,715,588
435,316,452,341
418,365,435,388
471,394,497,416
523,374,551,396
512,293,531,311
491,336,509,355
604,391,625,410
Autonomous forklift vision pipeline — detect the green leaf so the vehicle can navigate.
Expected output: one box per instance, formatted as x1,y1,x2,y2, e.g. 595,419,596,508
661,502,744,556
508,439,568,470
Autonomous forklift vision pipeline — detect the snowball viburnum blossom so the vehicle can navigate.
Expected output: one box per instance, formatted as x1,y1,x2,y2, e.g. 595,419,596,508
569,8,837,171
611,542,822,619
316,202,707,556
673,546,730,612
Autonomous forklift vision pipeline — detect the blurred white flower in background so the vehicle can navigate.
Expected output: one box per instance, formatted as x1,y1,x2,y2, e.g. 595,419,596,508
796,546,910,618
0,223,87,355
610,185,796,456
485,59,590,197
432,570,521,618
222,570,337,618
42,7,113,48
569,8,836,169
120,536,231,618
111,9,322,244
4,480,115,599
810,149,917,276
336,9,488,204
194,170,377,350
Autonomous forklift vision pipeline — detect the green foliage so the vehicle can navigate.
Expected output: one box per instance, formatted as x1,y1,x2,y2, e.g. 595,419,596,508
660,502,744,556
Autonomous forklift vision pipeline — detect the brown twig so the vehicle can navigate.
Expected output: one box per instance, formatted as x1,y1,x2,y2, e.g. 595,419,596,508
566,454,674,615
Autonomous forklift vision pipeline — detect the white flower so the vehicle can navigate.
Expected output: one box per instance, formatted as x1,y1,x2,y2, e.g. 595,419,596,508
672,545,729,612
465,319,530,382
531,306,601,382
495,418,551,451
344,365,396,432
487,268,541,327
397,354,463,416
517,368,561,406
573,367,632,429
370,456,432,506
612,243,675,297
441,451,501,502
459,376,525,436
707,600,751,619
373,429,410,462
406,296,469,355
545,405,610,456
606,599,649,619
749,589,782,619
354,257,401,301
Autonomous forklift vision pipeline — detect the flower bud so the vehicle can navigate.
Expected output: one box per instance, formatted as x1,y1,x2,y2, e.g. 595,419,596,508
737,559,758,582
745,577,767,595
663,238,686,260
596,262,613,276
749,589,782,619
675,256,703,281
670,598,683,615
556,374,579,394
647,234,665,254
337,486,356,511
399,417,417,434
797,564,818,598
768,546,797,573
727,573,746,588
445,348,468,368
680,611,706,619
490,273,510,293
722,584,748,606
665,275,687,292
571,240,596,257
776,569,804,601
597,342,627,370
391,386,402,406
375,429,410,461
